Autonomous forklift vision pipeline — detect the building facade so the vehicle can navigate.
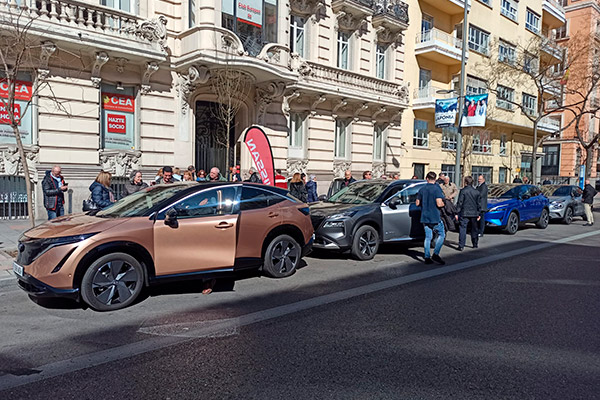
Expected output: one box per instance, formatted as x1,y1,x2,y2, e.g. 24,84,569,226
0,0,411,218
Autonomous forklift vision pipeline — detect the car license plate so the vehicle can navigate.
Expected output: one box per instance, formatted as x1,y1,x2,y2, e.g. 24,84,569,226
13,262,23,277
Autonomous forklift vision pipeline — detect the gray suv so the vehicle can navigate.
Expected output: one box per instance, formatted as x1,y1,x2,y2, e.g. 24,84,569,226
541,185,585,224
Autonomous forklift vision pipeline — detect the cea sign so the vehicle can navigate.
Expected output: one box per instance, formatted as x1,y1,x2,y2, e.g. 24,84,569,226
101,87,135,150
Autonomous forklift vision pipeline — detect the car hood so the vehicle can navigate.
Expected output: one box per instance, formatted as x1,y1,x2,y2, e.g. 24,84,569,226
309,202,367,217
487,198,514,208
548,195,570,202
22,214,130,239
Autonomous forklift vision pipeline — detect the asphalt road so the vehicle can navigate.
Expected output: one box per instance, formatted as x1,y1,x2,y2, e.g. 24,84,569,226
0,215,599,399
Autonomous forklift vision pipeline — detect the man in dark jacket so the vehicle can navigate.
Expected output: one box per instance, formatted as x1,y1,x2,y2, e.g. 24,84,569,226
582,179,597,226
513,175,523,183
476,174,488,237
342,170,356,187
42,165,68,220
455,175,482,251
245,168,262,183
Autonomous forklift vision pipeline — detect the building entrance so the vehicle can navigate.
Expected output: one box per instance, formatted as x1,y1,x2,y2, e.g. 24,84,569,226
195,101,237,175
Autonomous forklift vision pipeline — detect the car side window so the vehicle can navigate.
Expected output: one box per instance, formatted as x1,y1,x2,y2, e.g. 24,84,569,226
399,185,422,204
553,186,570,196
573,187,583,197
171,187,236,218
383,185,405,202
240,187,286,211
530,186,541,197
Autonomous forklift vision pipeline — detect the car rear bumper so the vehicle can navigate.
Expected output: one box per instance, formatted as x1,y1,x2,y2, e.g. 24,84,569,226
16,274,79,300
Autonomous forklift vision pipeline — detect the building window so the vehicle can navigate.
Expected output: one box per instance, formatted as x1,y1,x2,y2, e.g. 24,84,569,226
496,85,514,110
542,144,560,176
523,52,537,74
413,119,429,148
499,134,507,155
554,24,568,40
468,25,490,56
472,130,491,154
290,15,306,57
289,113,304,148
337,31,350,70
373,125,385,161
101,84,136,150
335,119,349,158
442,126,458,150
472,166,492,183
376,44,386,79
499,167,508,183
501,0,518,22
477,0,491,6
522,93,537,116
466,75,487,95
525,9,540,34
498,40,516,65
421,14,434,41
101,0,133,13
189,0,195,27
221,0,278,57
442,164,463,183
413,163,426,179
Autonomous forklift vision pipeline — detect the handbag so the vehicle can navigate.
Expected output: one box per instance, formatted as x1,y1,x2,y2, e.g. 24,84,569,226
82,195,99,212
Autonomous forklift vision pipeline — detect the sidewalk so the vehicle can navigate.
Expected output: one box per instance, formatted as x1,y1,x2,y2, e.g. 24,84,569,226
0,219,44,279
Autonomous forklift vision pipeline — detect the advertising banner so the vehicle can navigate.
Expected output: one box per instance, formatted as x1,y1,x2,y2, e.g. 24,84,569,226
435,98,458,128
237,0,263,27
461,93,488,128
101,88,135,150
244,126,275,186
0,78,33,145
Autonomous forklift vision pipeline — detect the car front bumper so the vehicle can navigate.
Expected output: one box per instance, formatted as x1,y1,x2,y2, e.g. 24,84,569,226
485,210,507,227
549,206,566,219
313,220,353,251
16,274,79,300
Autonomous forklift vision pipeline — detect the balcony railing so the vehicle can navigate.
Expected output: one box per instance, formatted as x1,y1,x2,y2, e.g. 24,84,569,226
416,28,463,50
373,0,409,24
539,115,561,131
413,85,444,100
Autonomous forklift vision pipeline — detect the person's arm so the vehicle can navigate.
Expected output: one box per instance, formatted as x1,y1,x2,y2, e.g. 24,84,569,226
435,186,445,208
42,177,61,197
415,191,422,207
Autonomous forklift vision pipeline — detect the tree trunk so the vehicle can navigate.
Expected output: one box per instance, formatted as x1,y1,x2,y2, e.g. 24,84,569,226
585,146,594,179
12,125,35,228
531,123,539,184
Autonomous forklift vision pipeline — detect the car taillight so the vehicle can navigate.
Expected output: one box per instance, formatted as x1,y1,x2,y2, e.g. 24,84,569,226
298,207,310,216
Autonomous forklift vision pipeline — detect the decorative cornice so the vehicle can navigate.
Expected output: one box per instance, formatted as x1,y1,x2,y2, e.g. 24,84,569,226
91,52,109,88
141,61,159,94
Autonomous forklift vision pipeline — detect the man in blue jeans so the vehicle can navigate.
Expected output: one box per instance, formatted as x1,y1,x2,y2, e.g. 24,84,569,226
416,171,446,265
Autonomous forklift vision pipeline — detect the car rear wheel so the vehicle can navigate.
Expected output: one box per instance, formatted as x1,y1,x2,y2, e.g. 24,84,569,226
536,209,549,229
81,252,144,311
263,234,300,278
503,212,519,235
351,225,379,261
562,207,574,225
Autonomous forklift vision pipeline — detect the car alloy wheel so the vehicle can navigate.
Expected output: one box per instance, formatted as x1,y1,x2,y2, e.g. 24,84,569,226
536,209,549,229
352,225,379,261
504,212,519,235
81,252,144,311
263,234,300,278
563,207,573,225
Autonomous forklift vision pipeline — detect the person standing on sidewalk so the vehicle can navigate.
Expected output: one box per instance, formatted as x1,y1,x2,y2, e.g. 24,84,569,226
582,179,597,226
42,165,68,220
416,171,446,265
477,174,488,237
455,176,481,251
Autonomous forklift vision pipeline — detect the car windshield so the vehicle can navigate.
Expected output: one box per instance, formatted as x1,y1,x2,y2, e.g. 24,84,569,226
328,181,389,204
488,184,521,198
540,185,568,197
96,184,193,218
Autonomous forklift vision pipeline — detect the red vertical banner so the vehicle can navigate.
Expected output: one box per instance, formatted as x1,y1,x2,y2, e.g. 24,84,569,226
244,126,275,186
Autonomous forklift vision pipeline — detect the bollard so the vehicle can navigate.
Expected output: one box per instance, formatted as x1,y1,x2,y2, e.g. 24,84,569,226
67,189,73,214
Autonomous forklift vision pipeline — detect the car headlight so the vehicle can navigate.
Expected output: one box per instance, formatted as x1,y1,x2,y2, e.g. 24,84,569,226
323,220,345,229
489,205,507,212
327,211,357,220
19,233,99,263
550,201,565,209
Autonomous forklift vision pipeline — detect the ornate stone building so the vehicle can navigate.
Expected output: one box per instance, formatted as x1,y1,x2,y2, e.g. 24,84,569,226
0,0,410,218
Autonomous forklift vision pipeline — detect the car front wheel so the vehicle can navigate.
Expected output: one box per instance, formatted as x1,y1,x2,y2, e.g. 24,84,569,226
81,252,144,311
263,234,300,278
562,207,573,225
351,225,379,261
536,209,549,229
503,212,519,235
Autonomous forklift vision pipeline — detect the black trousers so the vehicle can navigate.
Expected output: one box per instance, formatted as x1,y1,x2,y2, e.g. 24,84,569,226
478,211,486,236
459,216,479,248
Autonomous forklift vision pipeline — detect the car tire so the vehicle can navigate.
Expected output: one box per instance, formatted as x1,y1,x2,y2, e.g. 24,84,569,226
263,234,300,278
536,209,549,229
81,252,144,311
351,225,379,261
503,212,519,235
562,207,574,225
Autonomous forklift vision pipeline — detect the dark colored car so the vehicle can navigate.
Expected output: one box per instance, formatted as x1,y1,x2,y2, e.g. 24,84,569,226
13,182,314,311
541,185,585,224
310,179,426,260
485,184,550,234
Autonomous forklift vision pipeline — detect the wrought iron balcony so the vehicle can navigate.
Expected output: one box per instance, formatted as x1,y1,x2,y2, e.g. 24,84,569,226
373,0,409,25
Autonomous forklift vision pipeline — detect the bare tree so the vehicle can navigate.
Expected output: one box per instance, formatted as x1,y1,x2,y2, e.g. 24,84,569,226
476,36,592,182
0,7,76,226
210,66,252,173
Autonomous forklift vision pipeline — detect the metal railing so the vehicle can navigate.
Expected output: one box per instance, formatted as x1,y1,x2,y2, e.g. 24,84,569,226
416,28,464,50
413,85,444,99
0,176,28,220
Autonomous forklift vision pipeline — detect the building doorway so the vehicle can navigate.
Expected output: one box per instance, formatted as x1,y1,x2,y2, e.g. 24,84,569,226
195,101,237,175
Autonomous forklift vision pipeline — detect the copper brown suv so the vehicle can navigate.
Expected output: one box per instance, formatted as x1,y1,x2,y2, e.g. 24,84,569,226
14,182,314,311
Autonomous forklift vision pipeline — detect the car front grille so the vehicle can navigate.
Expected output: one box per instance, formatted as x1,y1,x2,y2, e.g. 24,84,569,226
310,214,326,230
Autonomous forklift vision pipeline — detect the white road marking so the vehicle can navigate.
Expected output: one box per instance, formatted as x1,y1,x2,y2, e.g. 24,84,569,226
0,229,599,391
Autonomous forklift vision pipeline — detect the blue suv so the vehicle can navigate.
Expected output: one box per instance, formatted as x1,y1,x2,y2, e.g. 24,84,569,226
485,184,550,234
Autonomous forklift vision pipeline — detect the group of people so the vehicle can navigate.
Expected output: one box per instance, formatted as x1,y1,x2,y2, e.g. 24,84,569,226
415,171,489,265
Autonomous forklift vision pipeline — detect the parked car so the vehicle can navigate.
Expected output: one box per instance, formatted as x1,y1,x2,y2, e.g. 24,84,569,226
540,184,585,224
310,179,426,260
485,184,550,234
14,182,313,311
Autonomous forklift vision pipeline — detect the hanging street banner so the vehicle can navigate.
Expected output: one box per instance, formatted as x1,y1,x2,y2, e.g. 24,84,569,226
244,125,275,186
435,97,458,128
461,93,488,128
0,78,33,145
101,88,135,150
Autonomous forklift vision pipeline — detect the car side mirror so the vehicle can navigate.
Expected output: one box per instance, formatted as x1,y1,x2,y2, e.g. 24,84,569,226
164,208,178,228
318,194,327,201
388,197,402,210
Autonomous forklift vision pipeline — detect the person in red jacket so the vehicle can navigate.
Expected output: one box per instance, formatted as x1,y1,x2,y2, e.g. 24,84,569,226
275,169,288,189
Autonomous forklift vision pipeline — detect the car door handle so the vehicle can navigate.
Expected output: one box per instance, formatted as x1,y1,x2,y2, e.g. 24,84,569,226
268,212,279,218
215,222,234,229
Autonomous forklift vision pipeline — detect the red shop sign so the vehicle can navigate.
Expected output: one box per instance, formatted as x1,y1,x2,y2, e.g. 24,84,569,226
0,103,21,125
102,92,135,113
0,80,33,101
106,114,126,133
